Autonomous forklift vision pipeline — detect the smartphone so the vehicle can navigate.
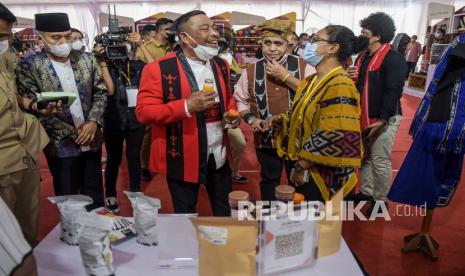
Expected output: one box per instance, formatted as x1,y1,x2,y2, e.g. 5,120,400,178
37,97,69,110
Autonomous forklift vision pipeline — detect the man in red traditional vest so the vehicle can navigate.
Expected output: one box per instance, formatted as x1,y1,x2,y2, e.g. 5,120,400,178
136,10,240,216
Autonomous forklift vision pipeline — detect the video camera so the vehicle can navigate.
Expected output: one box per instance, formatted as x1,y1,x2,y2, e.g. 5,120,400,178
94,5,130,60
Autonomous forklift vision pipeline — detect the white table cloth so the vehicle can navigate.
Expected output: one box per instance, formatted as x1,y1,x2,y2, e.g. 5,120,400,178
35,214,364,276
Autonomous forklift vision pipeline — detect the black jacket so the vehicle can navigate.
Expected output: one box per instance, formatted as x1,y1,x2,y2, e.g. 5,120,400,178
428,43,465,122
356,49,407,122
104,60,145,131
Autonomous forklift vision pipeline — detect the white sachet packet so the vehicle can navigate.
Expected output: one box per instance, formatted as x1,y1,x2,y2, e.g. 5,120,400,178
48,195,93,245
124,191,161,246
79,212,114,276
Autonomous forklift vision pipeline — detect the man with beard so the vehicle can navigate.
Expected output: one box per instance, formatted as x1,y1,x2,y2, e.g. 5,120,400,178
234,19,314,200
136,10,240,215
16,13,108,210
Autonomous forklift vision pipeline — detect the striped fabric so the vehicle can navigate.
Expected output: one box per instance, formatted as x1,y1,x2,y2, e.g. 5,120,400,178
0,197,31,276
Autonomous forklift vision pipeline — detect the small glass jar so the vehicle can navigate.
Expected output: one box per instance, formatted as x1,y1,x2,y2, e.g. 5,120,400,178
228,191,250,218
203,79,214,93
275,185,295,203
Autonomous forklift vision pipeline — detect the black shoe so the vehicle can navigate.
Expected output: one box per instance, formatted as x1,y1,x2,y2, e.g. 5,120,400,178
232,175,248,184
349,193,374,203
104,197,120,213
141,169,153,182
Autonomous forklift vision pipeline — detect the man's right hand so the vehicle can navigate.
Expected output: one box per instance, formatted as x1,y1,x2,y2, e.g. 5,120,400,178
93,43,105,55
186,90,216,113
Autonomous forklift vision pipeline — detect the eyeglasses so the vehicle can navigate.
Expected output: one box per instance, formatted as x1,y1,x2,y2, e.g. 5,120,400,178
310,34,333,44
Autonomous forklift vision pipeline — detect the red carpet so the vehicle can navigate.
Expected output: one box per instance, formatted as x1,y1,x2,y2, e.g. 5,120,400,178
36,94,465,275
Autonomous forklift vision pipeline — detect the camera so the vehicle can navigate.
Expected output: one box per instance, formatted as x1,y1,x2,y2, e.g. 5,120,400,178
93,5,130,60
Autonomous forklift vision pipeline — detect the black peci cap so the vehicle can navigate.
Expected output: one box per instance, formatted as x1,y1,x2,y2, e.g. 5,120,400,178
35,13,70,32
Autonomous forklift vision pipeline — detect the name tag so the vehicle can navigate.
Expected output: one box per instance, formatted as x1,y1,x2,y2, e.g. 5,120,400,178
126,86,138,108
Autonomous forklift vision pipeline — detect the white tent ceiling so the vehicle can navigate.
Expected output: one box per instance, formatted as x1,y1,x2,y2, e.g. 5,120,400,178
3,0,464,47
14,17,35,29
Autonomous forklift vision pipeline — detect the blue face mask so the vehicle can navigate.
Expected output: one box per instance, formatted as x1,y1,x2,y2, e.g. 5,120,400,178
303,42,327,67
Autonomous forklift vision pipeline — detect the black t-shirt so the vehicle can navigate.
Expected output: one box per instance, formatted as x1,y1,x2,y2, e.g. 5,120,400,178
356,53,371,93
104,59,145,131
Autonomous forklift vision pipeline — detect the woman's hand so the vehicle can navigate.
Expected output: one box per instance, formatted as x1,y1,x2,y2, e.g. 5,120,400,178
268,114,284,137
251,118,269,133
290,160,313,187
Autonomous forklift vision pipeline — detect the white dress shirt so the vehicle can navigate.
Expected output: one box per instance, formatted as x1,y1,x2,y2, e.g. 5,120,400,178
51,59,90,152
186,58,226,169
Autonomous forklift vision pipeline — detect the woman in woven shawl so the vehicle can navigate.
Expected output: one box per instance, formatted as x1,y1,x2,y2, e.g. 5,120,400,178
271,25,368,201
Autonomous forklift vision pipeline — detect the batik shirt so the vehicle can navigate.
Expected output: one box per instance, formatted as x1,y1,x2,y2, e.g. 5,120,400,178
16,51,107,158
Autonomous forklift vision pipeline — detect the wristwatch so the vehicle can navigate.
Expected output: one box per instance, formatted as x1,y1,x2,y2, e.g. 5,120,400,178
245,113,256,125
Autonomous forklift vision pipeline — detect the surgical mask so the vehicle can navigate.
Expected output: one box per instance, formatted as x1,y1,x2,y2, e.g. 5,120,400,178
303,42,327,67
71,40,83,51
301,40,309,46
183,32,219,61
362,35,379,48
0,40,9,55
47,42,72,58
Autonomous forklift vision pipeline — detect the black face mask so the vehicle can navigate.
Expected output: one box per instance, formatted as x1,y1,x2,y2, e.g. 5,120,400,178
357,35,370,51
167,33,176,44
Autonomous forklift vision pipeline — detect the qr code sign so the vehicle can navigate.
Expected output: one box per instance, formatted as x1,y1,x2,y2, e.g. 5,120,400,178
275,231,304,259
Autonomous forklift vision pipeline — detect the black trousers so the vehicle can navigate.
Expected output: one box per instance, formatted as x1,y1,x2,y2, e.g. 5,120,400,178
166,155,232,216
46,149,104,209
104,127,144,198
256,148,294,201
406,61,417,78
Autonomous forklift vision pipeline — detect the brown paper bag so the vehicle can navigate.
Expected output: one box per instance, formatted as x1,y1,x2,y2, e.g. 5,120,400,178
317,188,343,258
190,217,258,276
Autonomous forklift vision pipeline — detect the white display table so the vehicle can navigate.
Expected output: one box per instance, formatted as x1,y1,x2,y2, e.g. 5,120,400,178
35,215,364,276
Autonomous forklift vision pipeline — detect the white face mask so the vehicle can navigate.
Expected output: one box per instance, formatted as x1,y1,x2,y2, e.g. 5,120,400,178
183,33,219,61
46,42,72,58
71,40,83,51
0,40,9,55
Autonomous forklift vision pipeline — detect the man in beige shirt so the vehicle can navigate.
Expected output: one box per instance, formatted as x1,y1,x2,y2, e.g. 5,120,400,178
135,18,174,63
136,18,176,181
0,4,50,246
